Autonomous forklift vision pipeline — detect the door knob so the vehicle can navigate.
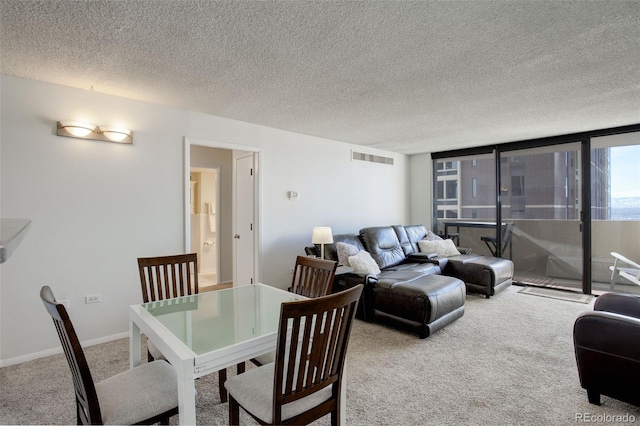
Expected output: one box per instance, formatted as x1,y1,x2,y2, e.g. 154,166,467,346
234,234,240,239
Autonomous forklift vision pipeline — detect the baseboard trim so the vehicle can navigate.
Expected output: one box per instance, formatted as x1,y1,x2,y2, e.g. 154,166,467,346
0,331,129,368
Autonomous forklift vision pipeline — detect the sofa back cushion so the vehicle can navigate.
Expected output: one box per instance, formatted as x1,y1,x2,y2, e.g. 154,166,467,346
359,226,406,269
405,224,431,253
392,225,413,256
393,225,436,255
323,233,364,262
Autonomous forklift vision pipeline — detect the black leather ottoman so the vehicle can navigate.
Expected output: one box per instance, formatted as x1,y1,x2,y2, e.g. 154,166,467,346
443,254,513,298
367,272,466,338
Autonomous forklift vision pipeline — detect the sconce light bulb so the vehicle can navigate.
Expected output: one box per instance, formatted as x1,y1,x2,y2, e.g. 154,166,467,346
58,121,96,137
99,126,132,142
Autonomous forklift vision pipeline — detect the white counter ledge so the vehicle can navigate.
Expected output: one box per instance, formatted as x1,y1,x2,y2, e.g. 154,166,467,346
0,218,31,263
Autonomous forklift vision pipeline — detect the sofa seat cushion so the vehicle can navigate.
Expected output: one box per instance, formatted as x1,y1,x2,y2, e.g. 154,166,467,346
444,255,513,297
372,274,466,332
376,270,434,290
380,262,441,275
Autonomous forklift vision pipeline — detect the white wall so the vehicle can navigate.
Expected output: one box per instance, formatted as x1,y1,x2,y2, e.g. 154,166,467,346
409,153,432,227
0,75,409,365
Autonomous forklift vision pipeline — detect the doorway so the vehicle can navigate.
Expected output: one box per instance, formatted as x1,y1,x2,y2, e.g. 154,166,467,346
190,167,221,288
184,137,261,290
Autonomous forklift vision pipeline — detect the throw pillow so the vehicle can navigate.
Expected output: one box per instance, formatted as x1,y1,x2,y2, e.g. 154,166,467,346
423,230,443,241
348,250,381,275
336,242,360,266
417,239,461,258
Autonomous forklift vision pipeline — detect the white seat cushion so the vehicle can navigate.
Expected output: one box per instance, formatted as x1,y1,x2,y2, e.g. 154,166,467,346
252,351,275,366
147,339,166,361
224,363,332,423
95,360,177,425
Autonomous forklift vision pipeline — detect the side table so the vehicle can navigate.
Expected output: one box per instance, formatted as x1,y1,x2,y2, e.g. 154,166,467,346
332,266,368,318
332,265,355,293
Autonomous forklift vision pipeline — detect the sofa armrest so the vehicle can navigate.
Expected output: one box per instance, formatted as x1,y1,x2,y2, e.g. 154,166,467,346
594,293,640,319
304,246,319,257
332,272,376,321
574,311,640,361
407,252,438,262
425,257,449,269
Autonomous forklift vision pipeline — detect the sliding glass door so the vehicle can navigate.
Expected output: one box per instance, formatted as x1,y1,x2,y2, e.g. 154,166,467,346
432,125,640,295
499,143,584,291
590,132,640,295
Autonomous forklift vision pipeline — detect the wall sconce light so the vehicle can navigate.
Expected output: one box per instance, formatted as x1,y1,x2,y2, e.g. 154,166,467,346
57,121,133,144
312,226,333,260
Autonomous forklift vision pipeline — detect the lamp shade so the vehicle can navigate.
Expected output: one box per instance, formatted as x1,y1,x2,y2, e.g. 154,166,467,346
311,227,333,244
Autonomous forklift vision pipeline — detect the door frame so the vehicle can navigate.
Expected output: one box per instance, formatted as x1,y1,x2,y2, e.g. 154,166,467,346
183,137,262,285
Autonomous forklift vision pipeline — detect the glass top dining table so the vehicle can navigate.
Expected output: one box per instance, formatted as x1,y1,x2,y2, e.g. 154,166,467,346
129,283,305,425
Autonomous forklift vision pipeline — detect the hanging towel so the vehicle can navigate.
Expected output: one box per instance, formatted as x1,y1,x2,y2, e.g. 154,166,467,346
207,202,216,232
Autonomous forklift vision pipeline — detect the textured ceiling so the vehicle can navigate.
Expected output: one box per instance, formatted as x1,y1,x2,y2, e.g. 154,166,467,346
1,1,638,154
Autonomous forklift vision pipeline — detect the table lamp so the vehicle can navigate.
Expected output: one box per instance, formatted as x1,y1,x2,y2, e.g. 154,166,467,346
312,227,333,260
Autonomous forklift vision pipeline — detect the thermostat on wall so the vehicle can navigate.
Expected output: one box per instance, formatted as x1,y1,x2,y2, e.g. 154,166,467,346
287,191,300,200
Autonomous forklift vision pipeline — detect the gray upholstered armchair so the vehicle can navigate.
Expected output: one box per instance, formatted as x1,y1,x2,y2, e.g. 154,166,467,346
573,292,640,406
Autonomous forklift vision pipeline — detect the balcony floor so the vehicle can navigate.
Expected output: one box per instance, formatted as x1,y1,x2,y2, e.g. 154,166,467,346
513,273,640,296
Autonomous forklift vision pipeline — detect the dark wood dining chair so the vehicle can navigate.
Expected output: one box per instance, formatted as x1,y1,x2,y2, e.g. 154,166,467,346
225,284,363,426
251,256,337,366
290,255,338,298
40,286,179,425
137,253,199,304
137,253,242,403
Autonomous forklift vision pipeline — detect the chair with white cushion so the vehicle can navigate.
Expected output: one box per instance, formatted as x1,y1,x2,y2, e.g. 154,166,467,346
40,286,179,425
137,253,242,403
250,255,337,366
609,252,640,290
225,284,363,426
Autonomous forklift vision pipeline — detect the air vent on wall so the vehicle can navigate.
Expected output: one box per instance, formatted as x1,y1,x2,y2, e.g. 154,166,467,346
352,151,394,165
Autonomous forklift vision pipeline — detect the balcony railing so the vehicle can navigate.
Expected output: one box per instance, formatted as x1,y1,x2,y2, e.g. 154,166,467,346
436,219,640,295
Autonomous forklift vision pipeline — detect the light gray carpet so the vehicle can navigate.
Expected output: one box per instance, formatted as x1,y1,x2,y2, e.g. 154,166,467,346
1,285,638,425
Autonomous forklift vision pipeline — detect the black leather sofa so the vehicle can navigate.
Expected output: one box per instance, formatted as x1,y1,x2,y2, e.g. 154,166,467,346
573,293,640,406
308,224,514,338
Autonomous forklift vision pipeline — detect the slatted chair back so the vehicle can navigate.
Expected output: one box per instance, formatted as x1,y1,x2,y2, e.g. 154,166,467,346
40,286,102,425
138,253,238,404
290,256,337,298
137,253,199,303
272,284,363,425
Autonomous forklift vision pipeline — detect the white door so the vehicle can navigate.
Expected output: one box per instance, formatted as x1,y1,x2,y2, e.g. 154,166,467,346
234,155,255,286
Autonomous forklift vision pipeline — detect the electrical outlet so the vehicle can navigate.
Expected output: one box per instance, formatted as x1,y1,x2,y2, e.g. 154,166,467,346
289,267,294,274
59,299,70,310
85,294,102,304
